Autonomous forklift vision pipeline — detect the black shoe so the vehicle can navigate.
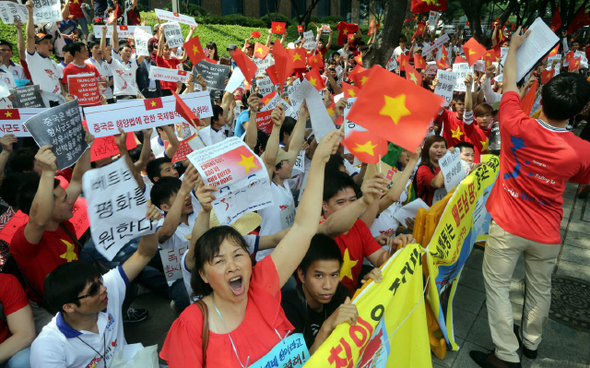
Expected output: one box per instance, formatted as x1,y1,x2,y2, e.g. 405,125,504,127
513,325,538,359
123,307,148,323
470,350,521,368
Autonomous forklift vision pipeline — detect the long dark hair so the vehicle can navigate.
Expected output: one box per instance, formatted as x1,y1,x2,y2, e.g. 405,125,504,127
206,42,219,61
421,135,447,168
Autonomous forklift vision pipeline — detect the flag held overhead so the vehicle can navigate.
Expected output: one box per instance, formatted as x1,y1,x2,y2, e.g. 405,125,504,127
271,21,286,34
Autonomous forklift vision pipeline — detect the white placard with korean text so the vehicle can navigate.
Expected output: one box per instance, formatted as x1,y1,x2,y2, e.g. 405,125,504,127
155,9,198,27
160,245,189,284
290,79,335,142
93,26,152,39
84,91,212,138
303,31,316,50
134,27,152,57
0,2,28,24
162,22,184,49
452,63,474,92
256,76,275,96
434,70,457,106
30,0,61,23
439,150,467,191
0,108,46,137
187,138,272,225
82,158,157,261
149,66,190,83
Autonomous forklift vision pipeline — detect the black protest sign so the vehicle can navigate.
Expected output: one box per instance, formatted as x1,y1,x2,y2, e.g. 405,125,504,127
9,85,45,108
23,100,89,170
194,60,231,91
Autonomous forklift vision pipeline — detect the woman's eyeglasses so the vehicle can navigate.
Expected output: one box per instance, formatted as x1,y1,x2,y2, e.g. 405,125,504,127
76,278,103,301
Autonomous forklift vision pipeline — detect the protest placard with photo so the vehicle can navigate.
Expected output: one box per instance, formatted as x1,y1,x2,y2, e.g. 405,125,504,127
428,11,440,31
82,158,157,261
24,100,89,169
30,0,61,23
84,91,213,138
439,150,467,191
0,2,28,24
134,27,152,57
9,85,45,108
194,59,231,90
68,73,101,106
187,137,272,225
0,108,46,137
93,25,151,39
435,70,457,106
155,8,198,26
162,21,184,48
149,66,190,83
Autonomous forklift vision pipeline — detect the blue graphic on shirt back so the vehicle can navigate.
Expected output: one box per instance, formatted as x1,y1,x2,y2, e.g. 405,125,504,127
504,135,525,180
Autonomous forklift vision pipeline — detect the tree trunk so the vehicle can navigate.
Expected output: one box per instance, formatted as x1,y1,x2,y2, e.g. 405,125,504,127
459,0,491,47
364,0,409,68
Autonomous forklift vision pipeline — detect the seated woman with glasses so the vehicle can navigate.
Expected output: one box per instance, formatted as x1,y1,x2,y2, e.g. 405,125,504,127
160,131,342,367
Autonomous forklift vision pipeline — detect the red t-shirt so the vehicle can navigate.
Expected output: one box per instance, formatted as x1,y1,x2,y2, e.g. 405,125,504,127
69,0,84,18
437,109,465,147
0,274,29,343
10,220,79,302
416,164,442,206
61,62,99,85
156,55,181,92
487,92,590,244
334,219,382,293
464,122,491,160
160,256,294,367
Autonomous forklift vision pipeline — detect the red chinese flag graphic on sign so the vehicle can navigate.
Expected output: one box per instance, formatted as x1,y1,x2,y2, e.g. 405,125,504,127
288,48,306,69
342,82,360,99
346,65,444,152
254,42,270,60
184,35,205,66
462,37,487,66
232,48,258,83
144,97,163,111
271,21,286,34
341,130,389,164
0,109,20,120
405,64,423,86
305,68,325,91
541,69,555,84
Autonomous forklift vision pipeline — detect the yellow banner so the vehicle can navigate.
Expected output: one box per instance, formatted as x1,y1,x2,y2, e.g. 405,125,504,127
304,244,432,368
426,156,500,350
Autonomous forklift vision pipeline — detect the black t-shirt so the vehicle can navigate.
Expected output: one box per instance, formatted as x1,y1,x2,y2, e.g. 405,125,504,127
281,283,350,349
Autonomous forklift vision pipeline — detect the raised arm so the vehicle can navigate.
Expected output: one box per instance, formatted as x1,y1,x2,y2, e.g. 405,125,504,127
111,23,119,56
14,20,26,60
265,28,272,48
464,74,474,125
263,105,284,179
504,27,530,94
378,148,420,213
121,205,161,282
326,29,333,49
25,1,35,54
271,131,341,287
162,125,179,159
61,0,71,20
134,128,153,172
244,94,261,150
184,179,216,272
100,26,112,63
65,131,94,200
285,102,307,166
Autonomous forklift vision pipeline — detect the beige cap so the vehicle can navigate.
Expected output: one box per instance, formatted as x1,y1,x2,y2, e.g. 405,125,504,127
184,210,262,241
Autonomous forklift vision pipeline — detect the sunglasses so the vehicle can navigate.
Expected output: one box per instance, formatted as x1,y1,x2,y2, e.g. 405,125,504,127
76,277,103,301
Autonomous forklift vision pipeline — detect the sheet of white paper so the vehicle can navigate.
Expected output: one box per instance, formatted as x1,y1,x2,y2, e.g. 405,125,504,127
291,79,335,142
514,17,559,82
434,70,457,106
393,198,430,227
439,150,467,191
225,67,245,93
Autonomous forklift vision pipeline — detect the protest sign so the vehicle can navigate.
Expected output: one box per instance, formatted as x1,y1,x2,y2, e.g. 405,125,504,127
428,11,440,31
24,100,89,169
194,60,231,91
342,97,363,136
171,133,206,163
162,22,184,48
134,27,152,57
0,2,28,24
160,244,190,283
225,67,245,93
149,66,189,83
260,91,280,112
84,91,213,138
252,55,273,74
255,76,275,96
255,110,273,134
305,244,431,367
82,158,157,261
514,17,559,82
292,150,305,175
290,79,335,142
90,132,137,162
439,150,467,191
68,73,101,106
93,26,151,39
30,0,61,23
452,63,473,92
9,85,45,108
422,33,449,55
425,61,438,75
424,157,499,350
434,70,457,106
187,137,272,225
251,334,308,368
155,9,198,26
321,24,331,34
0,108,46,137
302,30,316,50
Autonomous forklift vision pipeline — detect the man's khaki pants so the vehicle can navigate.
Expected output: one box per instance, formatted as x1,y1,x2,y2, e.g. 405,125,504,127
482,220,560,363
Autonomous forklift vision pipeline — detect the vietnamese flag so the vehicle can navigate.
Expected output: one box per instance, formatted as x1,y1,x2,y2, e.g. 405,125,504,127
405,64,422,86
184,35,205,65
336,21,358,46
262,91,277,106
253,42,270,60
200,144,262,186
567,7,586,35
354,55,363,65
411,0,447,13
342,82,360,98
565,51,575,63
272,40,294,93
548,44,559,57
341,130,389,164
0,109,19,120
520,80,538,115
144,97,163,111
550,6,561,32
350,67,371,88
250,30,261,38
288,48,306,69
413,53,426,70
326,101,336,116
265,64,279,85
306,53,324,69
412,22,426,40
347,34,355,44
232,48,258,83
398,54,410,71
297,25,304,33
346,65,444,152
454,55,468,64
305,68,325,91
569,57,582,71
271,21,286,34
172,91,199,129
462,37,486,66
483,50,496,68
541,69,555,84
436,57,450,69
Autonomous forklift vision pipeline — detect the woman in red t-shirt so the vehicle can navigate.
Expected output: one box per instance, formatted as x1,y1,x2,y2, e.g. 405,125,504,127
416,135,447,206
160,131,342,368
156,32,188,96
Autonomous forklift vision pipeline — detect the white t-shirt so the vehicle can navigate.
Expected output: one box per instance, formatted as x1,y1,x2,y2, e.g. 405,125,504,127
25,50,63,104
86,57,113,99
157,211,199,286
393,46,408,60
256,180,294,261
199,126,227,146
0,61,26,80
150,135,166,158
109,50,140,96
30,267,128,368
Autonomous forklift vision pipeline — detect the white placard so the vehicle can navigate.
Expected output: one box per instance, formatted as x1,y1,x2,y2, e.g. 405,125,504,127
439,150,467,191
162,21,184,49
253,56,274,75
303,30,316,50
256,76,275,96
187,138,272,225
225,67,245,93
291,79,335,142
149,66,189,83
93,26,152,39
0,108,47,137
428,11,440,31
134,27,152,57
422,33,450,56
292,150,305,175
393,198,430,227
160,244,189,283
434,70,457,106
0,2,28,24
425,61,438,75
155,9,198,27
84,91,212,138
82,158,157,261
30,0,61,23
514,17,560,82
452,63,473,92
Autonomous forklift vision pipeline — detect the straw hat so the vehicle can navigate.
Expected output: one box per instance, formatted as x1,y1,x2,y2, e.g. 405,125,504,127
184,210,262,241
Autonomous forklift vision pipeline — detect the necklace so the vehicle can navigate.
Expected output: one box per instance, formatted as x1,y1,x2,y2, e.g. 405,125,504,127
212,295,250,368
76,332,107,368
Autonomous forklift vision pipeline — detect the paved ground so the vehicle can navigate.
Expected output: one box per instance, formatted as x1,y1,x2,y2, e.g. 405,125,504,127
124,172,590,368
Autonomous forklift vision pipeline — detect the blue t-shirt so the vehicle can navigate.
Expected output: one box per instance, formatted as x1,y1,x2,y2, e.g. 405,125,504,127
234,109,250,137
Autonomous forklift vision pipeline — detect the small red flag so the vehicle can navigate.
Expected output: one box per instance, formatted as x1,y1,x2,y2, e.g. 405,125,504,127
272,41,293,93
172,91,199,129
0,109,19,120
567,7,586,35
398,54,410,71
306,53,324,69
184,35,205,66
454,55,468,64
144,98,163,111
297,25,304,33
541,69,555,84
436,57,450,69
336,21,358,46
262,91,277,106
410,0,447,13
412,22,426,40
250,30,261,38
341,130,389,164
565,51,575,63
354,55,363,65
271,21,286,34
462,37,487,66
305,68,325,91
288,48,307,69
413,53,426,70
405,64,423,86
232,48,258,83
342,82,360,99
569,57,582,71
253,42,270,60
265,64,279,85
483,50,496,68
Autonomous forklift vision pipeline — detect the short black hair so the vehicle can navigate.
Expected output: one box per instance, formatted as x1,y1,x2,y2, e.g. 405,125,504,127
150,177,182,210
68,41,86,57
254,130,269,156
541,73,590,121
325,154,345,175
279,116,297,143
191,226,250,298
0,173,36,209
323,171,359,202
299,234,343,275
44,261,101,313
128,144,142,163
87,40,99,49
17,175,61,215
212,105,224,123
146,157,172,183
453,93,465,103
455,141,475,153
9,147,36,173
0,40,13,50
118,42,131,52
